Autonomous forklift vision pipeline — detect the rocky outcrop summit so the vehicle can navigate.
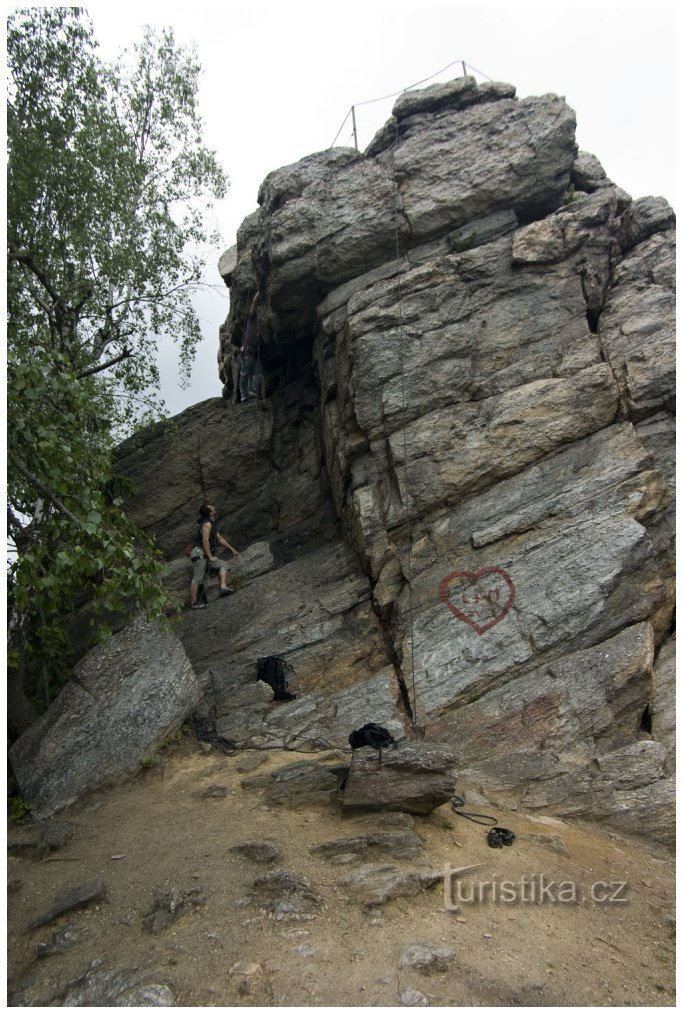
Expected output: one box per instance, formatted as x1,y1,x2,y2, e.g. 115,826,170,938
14,77,675,842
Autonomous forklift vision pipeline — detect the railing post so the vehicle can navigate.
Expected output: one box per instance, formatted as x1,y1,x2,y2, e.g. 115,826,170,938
351,105,358,151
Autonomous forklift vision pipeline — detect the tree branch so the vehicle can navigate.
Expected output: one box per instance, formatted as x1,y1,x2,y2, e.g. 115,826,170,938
7,506,30,551
9,250,62,305
77,347,133,378
19,261,56,323
11,459,83,528
108,278,197,309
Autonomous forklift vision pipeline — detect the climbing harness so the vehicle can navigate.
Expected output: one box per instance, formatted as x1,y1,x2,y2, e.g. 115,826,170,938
451,794,516,849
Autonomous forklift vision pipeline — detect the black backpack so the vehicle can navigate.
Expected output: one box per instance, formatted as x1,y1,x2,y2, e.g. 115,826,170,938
348,723,395,764
257,656,296,701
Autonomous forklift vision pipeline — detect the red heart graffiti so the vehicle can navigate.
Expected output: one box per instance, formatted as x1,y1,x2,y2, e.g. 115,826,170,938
439,566,516,634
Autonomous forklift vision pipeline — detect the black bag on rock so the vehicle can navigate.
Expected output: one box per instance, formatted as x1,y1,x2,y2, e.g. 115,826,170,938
348,723,395,764
257,655,296,701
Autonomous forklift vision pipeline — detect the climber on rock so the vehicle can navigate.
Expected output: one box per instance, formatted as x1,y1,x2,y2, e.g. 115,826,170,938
189,503,240,609
238,290,261,401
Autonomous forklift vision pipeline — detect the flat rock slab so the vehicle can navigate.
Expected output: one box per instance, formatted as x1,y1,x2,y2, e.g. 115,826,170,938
142,887,205,934
62,966,175,1007
400,987,429,1006
399,941,456,974
28,877,108,932
311,830,424,861
518,833,570,856
342,742,457,815
235,753,269,773
195,784,229,799
230,841,283,863
246,869,321,921
336,864,444,907
229,961,263,978
259,759,349,808
8,820,75,856
35,923,90,958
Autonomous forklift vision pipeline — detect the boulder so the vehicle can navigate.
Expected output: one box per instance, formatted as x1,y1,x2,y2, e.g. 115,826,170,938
522,741,675,845
10,617,201,819
310,830,425,861
143,886,205,933
258,759,348,809
230,841,284,863
35,923,90,959
399,987,429,1006
398,941,456,974
570,149,611,192
28,878,108,932
7,819,74,856
245,870,321,920
335,864,444,906
342,742,457,814
62,968,175,1007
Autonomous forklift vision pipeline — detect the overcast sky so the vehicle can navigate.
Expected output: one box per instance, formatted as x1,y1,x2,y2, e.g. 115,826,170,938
83,2,677,415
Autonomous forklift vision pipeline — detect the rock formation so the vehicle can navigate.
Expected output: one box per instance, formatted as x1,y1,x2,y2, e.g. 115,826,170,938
9,618,201,819
15,77,675,842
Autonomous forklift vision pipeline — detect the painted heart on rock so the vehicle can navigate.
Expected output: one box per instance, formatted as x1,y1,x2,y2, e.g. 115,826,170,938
439,566,516,635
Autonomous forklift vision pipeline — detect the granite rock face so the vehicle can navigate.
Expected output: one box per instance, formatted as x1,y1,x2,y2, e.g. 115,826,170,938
60,77,674,842
10,618,201,818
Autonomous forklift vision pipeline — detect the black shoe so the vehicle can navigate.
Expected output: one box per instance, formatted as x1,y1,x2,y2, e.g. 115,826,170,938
220,587,235,596
192,602,207,610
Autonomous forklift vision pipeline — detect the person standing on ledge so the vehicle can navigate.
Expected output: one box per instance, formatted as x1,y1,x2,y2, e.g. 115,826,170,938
189,503,240,609
238,290,260,401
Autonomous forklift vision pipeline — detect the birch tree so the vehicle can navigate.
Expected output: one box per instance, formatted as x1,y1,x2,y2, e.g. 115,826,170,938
7,7,228,736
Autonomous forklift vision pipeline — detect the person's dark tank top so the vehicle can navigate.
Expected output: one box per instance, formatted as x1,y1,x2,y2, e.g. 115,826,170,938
195,517,217,554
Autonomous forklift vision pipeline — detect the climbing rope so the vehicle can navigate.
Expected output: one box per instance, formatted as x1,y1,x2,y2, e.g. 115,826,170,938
451,795,517,848
450,794,498,826
389,119,419,735
237,288,263,402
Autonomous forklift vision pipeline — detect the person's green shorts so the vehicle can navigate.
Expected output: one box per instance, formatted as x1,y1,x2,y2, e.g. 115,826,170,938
190,549,229,583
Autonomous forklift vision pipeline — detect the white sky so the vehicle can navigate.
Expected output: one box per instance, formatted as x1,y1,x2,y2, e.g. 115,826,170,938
82,3,678,414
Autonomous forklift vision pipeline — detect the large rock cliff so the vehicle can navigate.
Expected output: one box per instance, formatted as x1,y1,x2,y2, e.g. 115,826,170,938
27,78,677,840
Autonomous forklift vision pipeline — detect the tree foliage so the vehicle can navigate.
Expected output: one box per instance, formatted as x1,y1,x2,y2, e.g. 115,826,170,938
6,7,228,737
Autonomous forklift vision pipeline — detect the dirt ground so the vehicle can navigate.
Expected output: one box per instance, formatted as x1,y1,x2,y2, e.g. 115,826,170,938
6,736,676,1007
